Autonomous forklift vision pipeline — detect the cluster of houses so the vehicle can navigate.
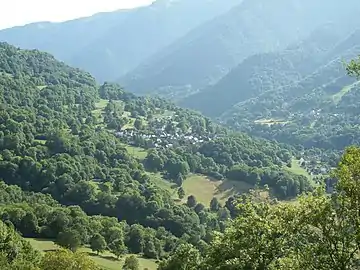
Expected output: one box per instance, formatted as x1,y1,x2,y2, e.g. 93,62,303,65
298,157,334,176
114,128,214,149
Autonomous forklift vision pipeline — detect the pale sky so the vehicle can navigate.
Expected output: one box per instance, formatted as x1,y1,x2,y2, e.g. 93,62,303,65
0,0,155,30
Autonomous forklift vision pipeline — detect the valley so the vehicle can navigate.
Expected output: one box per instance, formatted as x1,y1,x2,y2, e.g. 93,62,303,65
1,0,360,269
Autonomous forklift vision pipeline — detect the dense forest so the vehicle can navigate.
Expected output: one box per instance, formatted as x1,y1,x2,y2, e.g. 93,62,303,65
158,147,360,269
0,42,320,269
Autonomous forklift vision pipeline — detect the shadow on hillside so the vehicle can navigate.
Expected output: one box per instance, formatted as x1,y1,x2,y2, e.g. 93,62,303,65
214,179,253,201
43,249,58,252
87,251,118,261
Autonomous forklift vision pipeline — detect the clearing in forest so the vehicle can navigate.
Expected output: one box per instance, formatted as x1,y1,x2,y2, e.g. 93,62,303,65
182,174,253,206
27,238,157,270
332,81,359,104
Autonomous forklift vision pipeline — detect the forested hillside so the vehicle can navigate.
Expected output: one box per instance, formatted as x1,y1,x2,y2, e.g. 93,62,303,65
120,0,360,99
0,42,317,269
182,23,356,116
158,147,360,269
0,0,242,82
212,29,360,151
2,0,360,266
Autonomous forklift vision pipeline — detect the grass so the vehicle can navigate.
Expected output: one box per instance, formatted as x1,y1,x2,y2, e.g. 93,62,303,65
182,174,253,205
123,144,148,160
149,173,253,205
92,99,109,125
285,159,311,179
149,173,175,194
254,118,288,126
284,158,319,188
27,238,157,270
95,99,110,109
34,139,46,145
92,99,140,130
332,82,358,104
36,85,47,90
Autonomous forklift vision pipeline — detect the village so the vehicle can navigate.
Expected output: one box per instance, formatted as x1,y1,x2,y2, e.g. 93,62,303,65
114,126,214,149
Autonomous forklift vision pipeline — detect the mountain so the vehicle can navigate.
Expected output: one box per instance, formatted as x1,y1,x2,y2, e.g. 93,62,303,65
182,21,358,117
0,41,317,263
120,0,358,99
0,9,133,63
217,28,360,150
0,0,242,82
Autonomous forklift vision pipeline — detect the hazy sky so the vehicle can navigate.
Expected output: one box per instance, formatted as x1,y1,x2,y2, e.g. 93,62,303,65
0,0,154,30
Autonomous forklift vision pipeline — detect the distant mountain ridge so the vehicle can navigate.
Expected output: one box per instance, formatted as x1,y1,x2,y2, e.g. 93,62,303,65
181,21,359,117
217,28,360,150
0,9,133,63
120,0,360,99
0,0,242,82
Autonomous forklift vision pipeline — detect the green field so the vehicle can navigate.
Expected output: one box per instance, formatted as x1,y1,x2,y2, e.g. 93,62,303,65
34,139,47,145
150,173,254,206
95,99,111,109
92,99,140,130
36,85,47,90
123,144,148,160
182,174,253,205
254,118,289,126
332,82,358,104
149,173,175,193
285,159,311,179
27,238,157,270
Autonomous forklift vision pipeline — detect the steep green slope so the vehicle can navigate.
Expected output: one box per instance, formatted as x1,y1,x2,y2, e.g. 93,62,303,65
221,29,360,150
120,0,360,99
0,42,317,266
181,23,355,117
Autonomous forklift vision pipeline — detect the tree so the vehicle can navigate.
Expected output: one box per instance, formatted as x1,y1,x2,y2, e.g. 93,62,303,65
0,220,41,268
347,56,360,78
126,225,145,254
56,230,82,252
19,212,39,237
143,239,157,259
41,249,100,270
291,147,360,270
210,197,220,212
123,255,140,270
105,226,124,244
194,203,205,214
175,173,184,187
134,118,144,130
90,234,107,255
158,244,202,270
186,195,197,208
177,187,185,200
109,239,127,259
202,147,360,269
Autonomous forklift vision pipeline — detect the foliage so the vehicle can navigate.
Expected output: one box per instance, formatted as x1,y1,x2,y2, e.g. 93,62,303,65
209,28,360,157
162,147,360,269
123,255,140,270
56,230,82,252
158,244,202,270
40,249,100,270
90,234,107,255
0,220,41,268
